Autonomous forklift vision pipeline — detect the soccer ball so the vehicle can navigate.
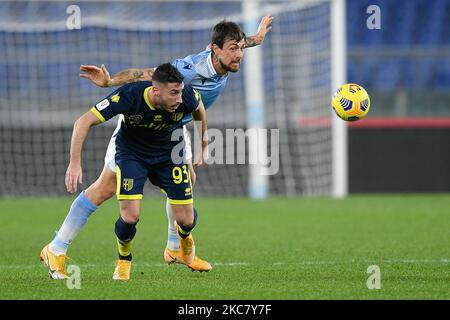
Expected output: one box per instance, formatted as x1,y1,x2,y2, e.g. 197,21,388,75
332,83,370,121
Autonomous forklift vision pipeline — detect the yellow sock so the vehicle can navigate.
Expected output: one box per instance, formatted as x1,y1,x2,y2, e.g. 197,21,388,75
117,238,133,257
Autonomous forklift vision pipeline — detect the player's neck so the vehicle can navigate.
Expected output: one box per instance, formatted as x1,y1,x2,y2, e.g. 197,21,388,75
147,88,159,109
148,89,168,112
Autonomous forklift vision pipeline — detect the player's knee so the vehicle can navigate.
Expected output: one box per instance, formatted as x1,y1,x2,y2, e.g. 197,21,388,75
85,179,115,205
96,167,116,200
102,182,116,199
99,172,116,199
119,202,140,224
124,216,139,225
120,212,140,224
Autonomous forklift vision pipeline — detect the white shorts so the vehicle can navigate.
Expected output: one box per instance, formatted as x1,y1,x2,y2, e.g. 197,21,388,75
104,118,192,173
183,125,192,162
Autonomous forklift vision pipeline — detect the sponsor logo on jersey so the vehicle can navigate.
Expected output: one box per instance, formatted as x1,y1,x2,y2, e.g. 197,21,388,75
128,115,143,125
183,62,193,70
96,99,110,111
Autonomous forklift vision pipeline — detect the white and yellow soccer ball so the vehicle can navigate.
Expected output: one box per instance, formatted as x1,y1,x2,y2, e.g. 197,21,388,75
332,83,370,121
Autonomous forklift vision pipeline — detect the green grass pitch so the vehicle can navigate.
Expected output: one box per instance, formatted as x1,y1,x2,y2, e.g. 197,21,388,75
0,194,448,299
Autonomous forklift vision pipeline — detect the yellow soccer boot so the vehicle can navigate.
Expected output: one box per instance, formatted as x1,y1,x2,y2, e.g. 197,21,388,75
164,248,212,272
40,244,68,280
112,259,132,281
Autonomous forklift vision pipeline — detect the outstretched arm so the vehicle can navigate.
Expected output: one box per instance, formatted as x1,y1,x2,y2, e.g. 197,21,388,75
205,14,274,50
65,111,102,193
80,64,155,87
244,14,274,48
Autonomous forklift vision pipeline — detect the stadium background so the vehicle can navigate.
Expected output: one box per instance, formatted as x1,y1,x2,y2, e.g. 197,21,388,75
1,0,449,197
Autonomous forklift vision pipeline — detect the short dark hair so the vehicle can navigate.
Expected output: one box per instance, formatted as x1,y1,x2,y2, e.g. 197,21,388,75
152,63,184,84
211,20,246,49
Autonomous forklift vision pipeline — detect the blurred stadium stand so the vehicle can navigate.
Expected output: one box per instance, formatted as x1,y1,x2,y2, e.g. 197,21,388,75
1,0,448,116
0,0,449,195
347,0,450,116
346,0,450,193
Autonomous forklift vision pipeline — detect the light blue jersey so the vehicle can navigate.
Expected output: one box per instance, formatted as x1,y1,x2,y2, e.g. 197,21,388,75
172,49,229,124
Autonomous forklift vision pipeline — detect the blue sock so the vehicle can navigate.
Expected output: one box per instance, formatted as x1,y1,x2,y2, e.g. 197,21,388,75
49,191,97,255
114,216,137,242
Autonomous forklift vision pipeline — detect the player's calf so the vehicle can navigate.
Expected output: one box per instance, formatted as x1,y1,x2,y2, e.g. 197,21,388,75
176,208,198,265
113,216,137,280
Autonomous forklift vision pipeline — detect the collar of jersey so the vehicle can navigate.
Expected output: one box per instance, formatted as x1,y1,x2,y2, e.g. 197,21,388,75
144,86,156,110
206,51,217,77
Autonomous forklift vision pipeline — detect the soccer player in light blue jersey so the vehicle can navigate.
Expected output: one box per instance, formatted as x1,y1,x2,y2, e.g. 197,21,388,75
41,15,273,278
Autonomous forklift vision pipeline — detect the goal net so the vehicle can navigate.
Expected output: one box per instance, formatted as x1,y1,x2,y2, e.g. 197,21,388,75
0,0,338,197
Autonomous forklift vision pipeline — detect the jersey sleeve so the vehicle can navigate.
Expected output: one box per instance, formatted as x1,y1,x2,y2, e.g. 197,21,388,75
181,86,201,114
172,58,196,84
90,85,135,122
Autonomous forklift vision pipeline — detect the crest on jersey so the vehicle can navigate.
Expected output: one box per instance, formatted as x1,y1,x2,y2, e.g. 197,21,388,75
123,179,134,191
128,115,143,125
171,113,183,122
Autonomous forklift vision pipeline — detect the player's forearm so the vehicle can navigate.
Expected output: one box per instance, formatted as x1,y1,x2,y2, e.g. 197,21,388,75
69,120,90,165
193,105,208,143
109,68,154,87
70,112,100,165
244,35,264,48
244,15,273,48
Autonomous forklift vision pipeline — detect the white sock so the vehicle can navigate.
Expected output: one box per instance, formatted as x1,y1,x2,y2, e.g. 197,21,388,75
166,198,180,251
49,191,97,255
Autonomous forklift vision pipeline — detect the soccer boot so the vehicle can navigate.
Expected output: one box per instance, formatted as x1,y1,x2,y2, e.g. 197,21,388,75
39,244,68,280
164,248,212,272
177,230,195,265
112,259,131,281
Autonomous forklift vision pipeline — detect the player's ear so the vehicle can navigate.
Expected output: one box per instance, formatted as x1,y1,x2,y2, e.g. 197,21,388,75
152,84,160,96
210,43,220,55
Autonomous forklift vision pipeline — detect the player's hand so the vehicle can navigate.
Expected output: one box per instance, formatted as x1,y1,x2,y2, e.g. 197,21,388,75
79,64,111,87
65,163,83,193
256,14,274,42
